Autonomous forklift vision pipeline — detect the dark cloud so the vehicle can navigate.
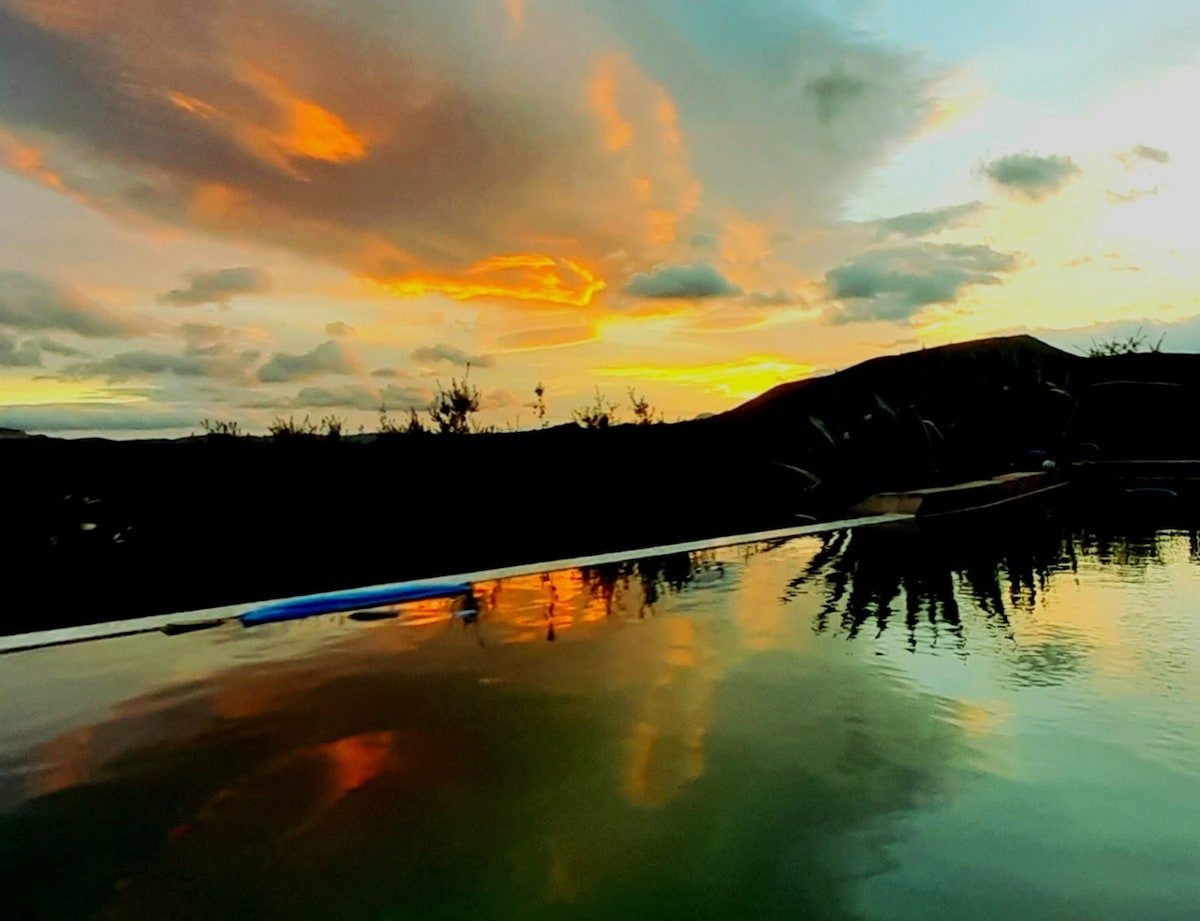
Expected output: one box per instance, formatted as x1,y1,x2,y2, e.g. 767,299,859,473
1116,144,1170,169
245,382,430,412
622,263,742,299
825,243,1017,324
0,0,934,300
1107,186,1159,204
0,332,87,366
983,153,1081,201
411,343,495,368
690,232,719,250
325,321,356,338
370,367,411,379
28,336,88,358
873,201,983,239
257,340,359,383
63,345,259,382
806,70,869,125
0,271,145,338
158,267,271,308
296,385,386,411
0,404,198,433
0,332,42,367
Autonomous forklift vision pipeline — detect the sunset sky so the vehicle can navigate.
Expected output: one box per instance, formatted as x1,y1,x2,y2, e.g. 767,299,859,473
2,0,1199,436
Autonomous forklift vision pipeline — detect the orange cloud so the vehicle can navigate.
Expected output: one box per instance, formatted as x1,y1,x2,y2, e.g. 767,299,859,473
168,70,367,175
282,96,367,163
0,132,64,190
167,91,219,120
387,254,606,307
588,55,634,152
504,0,524,31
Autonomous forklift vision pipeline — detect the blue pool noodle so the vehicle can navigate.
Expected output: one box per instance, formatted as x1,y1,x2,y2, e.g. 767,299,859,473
240,582,473,626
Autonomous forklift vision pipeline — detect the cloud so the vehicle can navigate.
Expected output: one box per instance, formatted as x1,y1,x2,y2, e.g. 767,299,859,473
245,382,430,412
481,388,516,411
0,332,42,366
1115,144,1170,169
806,69,869,126
256,340,359,383
325,321,356,338
63,345,259,382
496,325,599,352
0,0,935,304
179,322,231,352
29,336,89,358
158,267,271,307
1107,186,1159,204
622,263,742,299
983,153,1081,201
370,367,411,379
0,404,199,433
690,232,719,250
411,343,495,368
743,290,806,308
825,243,1018,324
0,271,144,338
873,201,984,239
0,332,87,366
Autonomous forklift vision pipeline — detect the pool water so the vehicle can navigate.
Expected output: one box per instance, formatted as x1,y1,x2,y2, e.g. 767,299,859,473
2,517,1199,920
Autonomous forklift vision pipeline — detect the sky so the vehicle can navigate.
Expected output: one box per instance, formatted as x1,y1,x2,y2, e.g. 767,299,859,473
1,0,1199,437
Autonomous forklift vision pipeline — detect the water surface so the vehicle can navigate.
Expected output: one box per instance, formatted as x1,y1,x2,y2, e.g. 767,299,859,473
3,516,1199,919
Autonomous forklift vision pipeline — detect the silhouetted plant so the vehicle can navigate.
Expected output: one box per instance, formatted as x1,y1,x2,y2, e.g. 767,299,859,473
379,404,428,436
1085,328,1164,357
628,388,663,425
319,414,344,440
201,418,244,438
269,415,318,439
573,387,619,429
406,407,427,434
429,366,482,434
532,381,548,428
378,403,402,435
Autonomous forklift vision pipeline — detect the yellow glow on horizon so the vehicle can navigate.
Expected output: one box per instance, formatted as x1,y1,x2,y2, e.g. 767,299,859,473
595,356,816,399
0,377,149,406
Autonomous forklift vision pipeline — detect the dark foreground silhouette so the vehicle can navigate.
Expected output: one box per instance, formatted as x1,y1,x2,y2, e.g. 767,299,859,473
5,334,1200,633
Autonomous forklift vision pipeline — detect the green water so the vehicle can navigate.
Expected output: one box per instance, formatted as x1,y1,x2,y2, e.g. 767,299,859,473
3,518,1200,919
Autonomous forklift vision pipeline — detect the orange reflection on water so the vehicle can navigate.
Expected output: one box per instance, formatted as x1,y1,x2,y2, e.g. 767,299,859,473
624,617,719,807
321,731,399,798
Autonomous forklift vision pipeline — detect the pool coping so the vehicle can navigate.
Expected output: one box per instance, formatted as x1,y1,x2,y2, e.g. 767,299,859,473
0,512,911,655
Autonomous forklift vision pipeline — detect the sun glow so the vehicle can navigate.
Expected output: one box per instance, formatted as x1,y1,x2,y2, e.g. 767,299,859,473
386,254,606,307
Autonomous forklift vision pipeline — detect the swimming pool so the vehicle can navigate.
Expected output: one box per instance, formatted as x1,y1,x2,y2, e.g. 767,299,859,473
3,515,1198,919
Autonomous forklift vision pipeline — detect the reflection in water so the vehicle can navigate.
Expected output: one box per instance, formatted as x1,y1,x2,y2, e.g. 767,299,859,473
3,513,1200,919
